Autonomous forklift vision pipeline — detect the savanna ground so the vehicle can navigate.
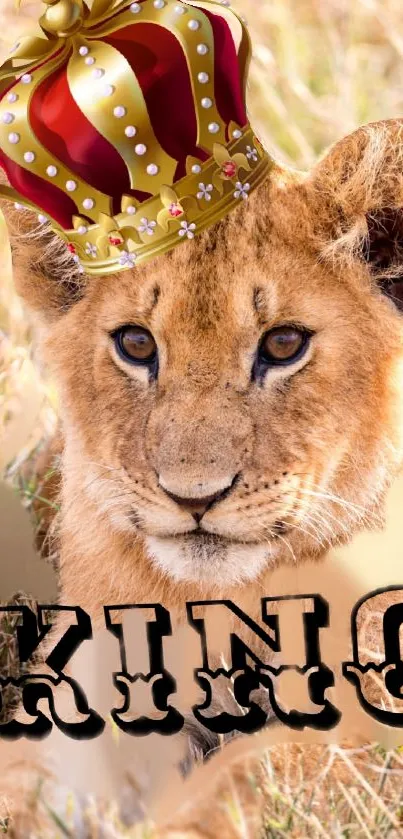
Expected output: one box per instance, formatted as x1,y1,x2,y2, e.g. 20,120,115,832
1,1,403,836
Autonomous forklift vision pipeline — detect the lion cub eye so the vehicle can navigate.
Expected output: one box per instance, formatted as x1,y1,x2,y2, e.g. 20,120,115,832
114,325,157,364
259,326,309,366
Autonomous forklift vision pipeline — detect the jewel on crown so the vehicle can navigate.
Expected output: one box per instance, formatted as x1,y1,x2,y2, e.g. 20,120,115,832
0,0,272,275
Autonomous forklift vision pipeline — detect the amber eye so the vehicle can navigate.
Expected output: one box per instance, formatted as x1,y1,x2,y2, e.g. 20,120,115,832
115,325,157,364
259,326,309,366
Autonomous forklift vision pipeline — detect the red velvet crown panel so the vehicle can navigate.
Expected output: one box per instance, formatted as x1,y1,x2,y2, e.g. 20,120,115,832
0,2,249,229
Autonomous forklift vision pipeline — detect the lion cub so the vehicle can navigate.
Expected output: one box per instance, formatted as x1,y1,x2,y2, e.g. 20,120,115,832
1,120,403,835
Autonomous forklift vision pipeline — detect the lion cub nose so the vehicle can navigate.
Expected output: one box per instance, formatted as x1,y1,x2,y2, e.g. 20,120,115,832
159,476,235,523
163,491,220,523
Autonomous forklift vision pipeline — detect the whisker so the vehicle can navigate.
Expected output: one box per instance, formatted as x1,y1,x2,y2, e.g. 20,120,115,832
275,533,297,564
302,502,354,539
296,484,383,526
285,518,332,551
304,512,338,544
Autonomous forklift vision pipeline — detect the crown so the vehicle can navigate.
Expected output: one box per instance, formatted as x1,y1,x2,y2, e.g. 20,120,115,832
0,0,273,275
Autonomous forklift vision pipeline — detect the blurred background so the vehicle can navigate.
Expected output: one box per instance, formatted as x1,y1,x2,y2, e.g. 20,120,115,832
2,0,403,476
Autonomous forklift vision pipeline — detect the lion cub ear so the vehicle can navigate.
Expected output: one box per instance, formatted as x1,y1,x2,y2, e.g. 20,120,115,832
364,208,403,311
1,201,87,324
309,120,403,312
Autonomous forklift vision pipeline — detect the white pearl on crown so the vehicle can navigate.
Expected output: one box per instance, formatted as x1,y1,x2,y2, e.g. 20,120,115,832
127,205,136,215
201,98,212,109
2,113,14,124
232,129,242,139
14,202,23,210
47,165,58,177
188,19,200,30
153,0,165,7
208,122,220,134
114,105,127,117
38,214,47,224
147,163,159,175
103,84,115,97
197,43,209,55
8,132,20,144
24,151,36,163
79,46,89,56
83,198,95,210
85,56,95,66
66,180,77,191
93,68,105,79
130,2,141,11
198,72,209,83
191,163,202,174
135,143,147,155
7,92,18,103
77,225,88,234
21,74,32,84
175,4,186,12
125,126,137,137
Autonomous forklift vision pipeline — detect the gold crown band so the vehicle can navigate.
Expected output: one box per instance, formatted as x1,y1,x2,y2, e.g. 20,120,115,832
2,123,272,275
65,125,272,275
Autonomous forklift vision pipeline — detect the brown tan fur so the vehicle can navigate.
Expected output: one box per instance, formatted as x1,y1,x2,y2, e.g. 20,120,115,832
2,120,403,834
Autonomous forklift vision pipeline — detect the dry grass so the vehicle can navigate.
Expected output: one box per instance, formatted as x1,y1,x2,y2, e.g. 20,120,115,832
2,0,403,837
6,741,402,838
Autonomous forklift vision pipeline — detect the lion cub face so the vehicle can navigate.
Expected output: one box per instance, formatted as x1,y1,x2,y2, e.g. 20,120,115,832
37,156,403,588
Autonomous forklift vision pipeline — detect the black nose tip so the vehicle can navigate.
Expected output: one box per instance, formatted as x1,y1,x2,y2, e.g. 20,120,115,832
161,489,225,522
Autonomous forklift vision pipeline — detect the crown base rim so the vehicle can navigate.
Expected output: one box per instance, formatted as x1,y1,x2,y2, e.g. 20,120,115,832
80,155,273,276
